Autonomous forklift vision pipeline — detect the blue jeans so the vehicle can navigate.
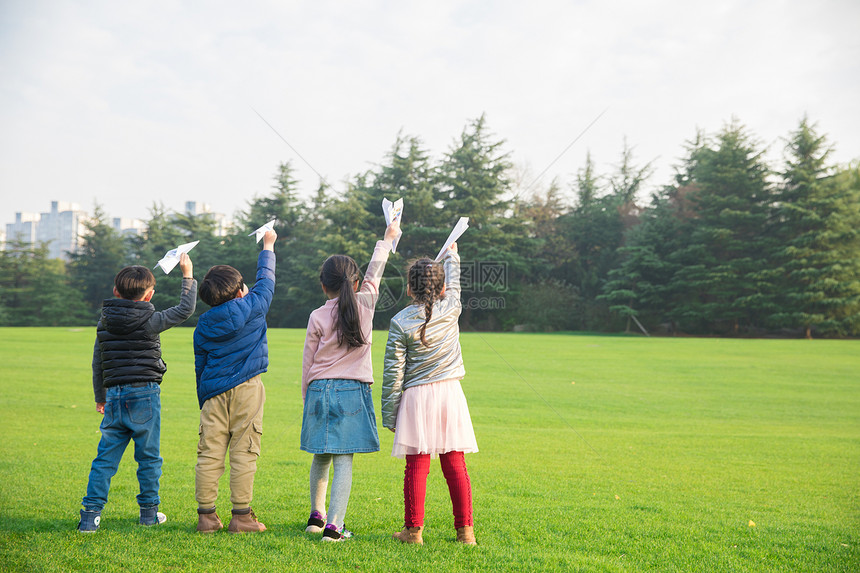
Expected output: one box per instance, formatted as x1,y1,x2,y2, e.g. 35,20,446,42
82,383,162,511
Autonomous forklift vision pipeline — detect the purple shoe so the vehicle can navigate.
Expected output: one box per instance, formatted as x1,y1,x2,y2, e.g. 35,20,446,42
321,523,353,542
305,511,326,533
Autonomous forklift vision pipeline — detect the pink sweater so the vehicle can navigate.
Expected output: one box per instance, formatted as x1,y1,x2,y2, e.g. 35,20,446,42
301,240,392,399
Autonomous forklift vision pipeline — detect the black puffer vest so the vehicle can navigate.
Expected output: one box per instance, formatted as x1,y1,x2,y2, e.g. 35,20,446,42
97,299,167,387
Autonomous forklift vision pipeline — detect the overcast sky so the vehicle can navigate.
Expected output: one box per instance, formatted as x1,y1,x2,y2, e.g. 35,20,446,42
2,0,859,230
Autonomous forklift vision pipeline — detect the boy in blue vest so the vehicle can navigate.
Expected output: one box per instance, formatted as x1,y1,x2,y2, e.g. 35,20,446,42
193,229,276,533
78,253,197,532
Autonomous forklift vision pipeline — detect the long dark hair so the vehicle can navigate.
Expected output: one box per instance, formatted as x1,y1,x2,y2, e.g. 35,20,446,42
320,255,366,348
407,258,446,346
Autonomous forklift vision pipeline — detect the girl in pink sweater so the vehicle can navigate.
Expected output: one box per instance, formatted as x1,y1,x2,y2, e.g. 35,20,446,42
299,221,399,541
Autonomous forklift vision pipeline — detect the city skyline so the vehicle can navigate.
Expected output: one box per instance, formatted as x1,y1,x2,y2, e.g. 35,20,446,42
3,199,229,260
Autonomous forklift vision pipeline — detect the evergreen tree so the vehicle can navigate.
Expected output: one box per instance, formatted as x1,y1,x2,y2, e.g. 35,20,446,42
609,137,652,232
238,162,322,327
437,114,513,230
68,205,130,316
361,132,446,261
0,239,90,326
599,188,690,334
435,114,525,329
769,119,860,337
671,121,773,333
520,180,573,275
558,152,626,329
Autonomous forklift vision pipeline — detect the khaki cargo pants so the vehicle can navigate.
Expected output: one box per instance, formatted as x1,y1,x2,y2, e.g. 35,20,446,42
195,375,265,510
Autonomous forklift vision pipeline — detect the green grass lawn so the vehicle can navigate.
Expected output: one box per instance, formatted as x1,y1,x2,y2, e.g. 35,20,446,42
0,327,857,572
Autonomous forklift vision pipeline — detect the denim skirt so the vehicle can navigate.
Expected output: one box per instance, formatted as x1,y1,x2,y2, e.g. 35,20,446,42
300,379,380,454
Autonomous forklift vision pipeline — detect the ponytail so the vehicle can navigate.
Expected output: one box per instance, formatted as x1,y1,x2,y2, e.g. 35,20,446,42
320,255,367,349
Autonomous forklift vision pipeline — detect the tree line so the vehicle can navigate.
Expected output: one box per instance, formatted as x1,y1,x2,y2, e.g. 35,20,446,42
1,114,858,337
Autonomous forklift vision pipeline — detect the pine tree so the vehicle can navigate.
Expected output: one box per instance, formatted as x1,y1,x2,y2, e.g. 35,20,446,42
769,118,860,337
0,239,90,325
238,162,322,327
600,190,689,334
671,121,773,333
435,114,519,329
558,152,625,328
437,114,513,229
68,205,131,316
364,133,446,260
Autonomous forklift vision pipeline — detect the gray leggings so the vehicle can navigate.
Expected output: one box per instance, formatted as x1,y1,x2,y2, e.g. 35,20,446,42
309,453,353,528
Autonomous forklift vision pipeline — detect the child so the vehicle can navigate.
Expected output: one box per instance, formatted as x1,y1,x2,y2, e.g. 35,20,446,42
79,253,197,532
300,221,400,542
382,242,478,545
193,229,276,534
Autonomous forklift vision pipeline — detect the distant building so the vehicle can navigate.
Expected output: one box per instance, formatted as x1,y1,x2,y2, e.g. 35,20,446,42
3,200,232,258
6,212,40,245
183,201,231,237
37,202,89,260
113,217,146,237
4,202,88,260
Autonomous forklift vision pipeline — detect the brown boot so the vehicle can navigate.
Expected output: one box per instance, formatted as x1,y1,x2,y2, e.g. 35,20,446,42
227,508,266,533
392,526,424,545
196,508,223,533
456,526,477,545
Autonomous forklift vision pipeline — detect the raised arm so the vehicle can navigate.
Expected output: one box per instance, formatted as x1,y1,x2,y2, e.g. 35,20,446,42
442,243,461,311
246,230,277,311
358,221,398,308
147,252,197,332
148,278,197,333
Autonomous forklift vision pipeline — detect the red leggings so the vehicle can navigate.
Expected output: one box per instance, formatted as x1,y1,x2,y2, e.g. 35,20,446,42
404,451,473,528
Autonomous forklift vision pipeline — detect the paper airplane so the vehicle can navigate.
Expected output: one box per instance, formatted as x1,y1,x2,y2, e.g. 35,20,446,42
382,198,403,252
435,217,469,261
154,240,199,274
248,219,277,243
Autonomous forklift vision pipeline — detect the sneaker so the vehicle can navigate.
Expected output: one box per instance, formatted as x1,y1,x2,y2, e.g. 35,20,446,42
305,510,326,533
321,523,353,542
140,505,167,526
77,509,101,533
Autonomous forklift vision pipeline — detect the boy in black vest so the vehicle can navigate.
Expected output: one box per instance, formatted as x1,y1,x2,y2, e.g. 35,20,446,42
78,254,197,532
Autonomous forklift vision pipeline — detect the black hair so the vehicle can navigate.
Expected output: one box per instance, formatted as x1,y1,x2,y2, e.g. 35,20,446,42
114,266,156,300
200,265,244,307
407,258,446,346
320,255,366,348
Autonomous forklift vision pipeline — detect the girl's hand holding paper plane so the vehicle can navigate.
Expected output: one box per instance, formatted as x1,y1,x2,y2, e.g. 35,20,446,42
435,217,468,261
382,198,403,252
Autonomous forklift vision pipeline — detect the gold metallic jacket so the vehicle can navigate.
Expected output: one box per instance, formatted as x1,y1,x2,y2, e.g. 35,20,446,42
382,251,464,430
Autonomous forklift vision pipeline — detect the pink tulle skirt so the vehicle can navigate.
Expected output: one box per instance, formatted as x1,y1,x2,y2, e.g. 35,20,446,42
391,379,478,459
